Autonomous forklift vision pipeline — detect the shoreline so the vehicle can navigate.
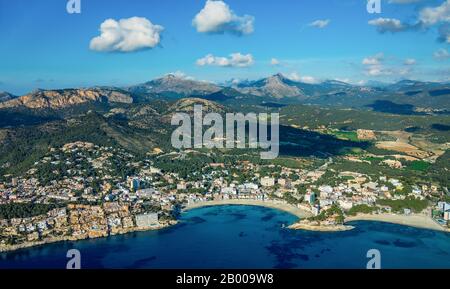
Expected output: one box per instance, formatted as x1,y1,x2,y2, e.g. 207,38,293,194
2,205,448,253
0,222,174,253
183,199,313,219
184,200,449,233
344,213,449,232
288,213,449,233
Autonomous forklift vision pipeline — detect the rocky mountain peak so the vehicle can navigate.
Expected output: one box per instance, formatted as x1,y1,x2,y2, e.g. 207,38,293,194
0,88,133,109
131,75,221,97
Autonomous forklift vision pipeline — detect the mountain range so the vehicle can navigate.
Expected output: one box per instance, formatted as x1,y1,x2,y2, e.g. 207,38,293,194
127,74,220,98
1,73,449,111
0,88,133,109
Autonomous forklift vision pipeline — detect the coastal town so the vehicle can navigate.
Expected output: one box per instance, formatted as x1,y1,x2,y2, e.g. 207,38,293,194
0,141,449,252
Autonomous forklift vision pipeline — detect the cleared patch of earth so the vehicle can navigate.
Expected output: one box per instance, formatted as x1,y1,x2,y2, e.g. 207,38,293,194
376,130,448,162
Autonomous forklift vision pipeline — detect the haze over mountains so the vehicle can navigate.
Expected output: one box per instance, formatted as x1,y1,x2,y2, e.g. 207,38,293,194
0,73,449,111
128,74,221,98
0,92,16,103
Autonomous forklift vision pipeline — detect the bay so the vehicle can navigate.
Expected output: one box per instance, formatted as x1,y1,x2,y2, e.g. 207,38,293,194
1,205,449,269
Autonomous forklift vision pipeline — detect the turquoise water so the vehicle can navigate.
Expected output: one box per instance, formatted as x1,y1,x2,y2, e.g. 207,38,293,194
1,205,449,269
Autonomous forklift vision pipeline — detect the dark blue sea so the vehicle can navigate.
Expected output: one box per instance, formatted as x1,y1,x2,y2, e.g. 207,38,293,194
1,205,449,269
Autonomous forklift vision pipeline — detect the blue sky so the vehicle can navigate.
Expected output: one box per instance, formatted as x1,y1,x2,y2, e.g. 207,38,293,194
0,0,449,95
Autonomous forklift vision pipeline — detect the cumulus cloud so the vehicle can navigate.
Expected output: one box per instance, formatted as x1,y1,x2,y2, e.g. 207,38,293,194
287,72,319,84
371,1,450,42
299,76,319,84
365,66,393,76
362,53,393,76
196,53,254,67
165,71,195,80
404,58,417,65
362,53,415,77
270,58,280,66
192,0,254,35
308,19,330,28
434,48,450,60
368,18,407,33
418,1,450,42
90,17,163,52
362,53,384,65
419,0,450,26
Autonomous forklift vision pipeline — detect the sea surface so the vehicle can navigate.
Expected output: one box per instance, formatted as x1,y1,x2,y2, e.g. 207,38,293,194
1,205,449,269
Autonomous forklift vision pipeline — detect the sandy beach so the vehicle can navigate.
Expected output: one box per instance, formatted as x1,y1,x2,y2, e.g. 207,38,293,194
345,213,448,232
184,199,312,219
184,201,449,233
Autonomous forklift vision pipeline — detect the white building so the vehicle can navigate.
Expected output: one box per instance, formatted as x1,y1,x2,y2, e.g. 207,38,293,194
149,167,161,174
389,179,403,189
338,200,354,210
135,213,159,228
221,187,237,195
312,206,320,216
177,182,187,190
305,192,316,205
136,188,157,198
278,178,291,189
320,199,333,207
380,185,389,192
319,185,333,194
238,183,259,194
438,202,450,212
261,177,275,187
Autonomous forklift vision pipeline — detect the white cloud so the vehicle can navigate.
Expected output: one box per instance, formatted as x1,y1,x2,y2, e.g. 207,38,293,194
366,66,393,76
334,78,351,84
287,72,301,81
398,67,413,75
299,76,318,84
434,48,450,60
362,53,415,77
270,58,280,66
165,71,195,80
404,58,417,65
371,1,450,42
90,17,163,52
362,53,393,76
362,53,384,65
356,80,367,86
308,19,330,29
287,72,319,84
192,0,254,35
196,53,254,67
419,0,450,26
231,78,241,85
368,18,406,33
